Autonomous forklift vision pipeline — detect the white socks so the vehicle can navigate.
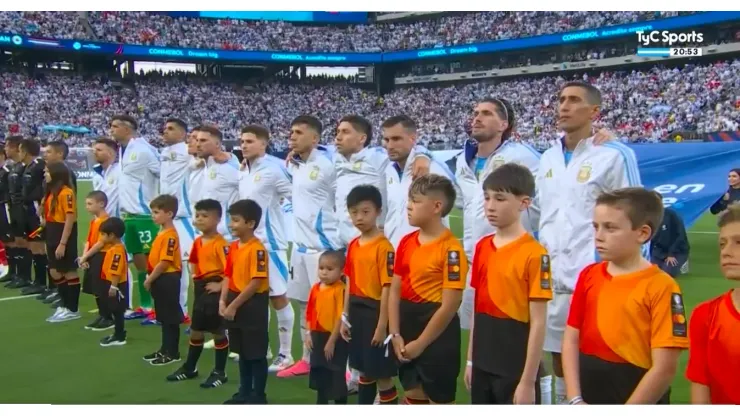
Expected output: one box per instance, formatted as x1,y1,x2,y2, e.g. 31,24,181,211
299,301,310,362
540,375,552,404
555,376,566,404
276,303,295,357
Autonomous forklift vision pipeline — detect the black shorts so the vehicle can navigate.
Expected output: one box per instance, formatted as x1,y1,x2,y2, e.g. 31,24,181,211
309,330,349,401
150,271,184,325
0,203,12,243
226,290,268,360
580,353,670,404
97,279,129,317
9,203,26,239
82,252,106,295
398,300,461,404
347,297,397,379
191,277,224,333
24,204,42,241
46,222,78,273
470,366,541,404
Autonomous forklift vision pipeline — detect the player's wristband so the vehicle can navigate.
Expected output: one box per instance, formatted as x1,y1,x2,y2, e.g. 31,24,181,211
568,396,584,405
466,360,473,367
341,313,352,328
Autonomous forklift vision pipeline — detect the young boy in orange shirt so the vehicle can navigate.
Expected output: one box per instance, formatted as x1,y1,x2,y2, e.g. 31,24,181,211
341,185,398,404
563,188,688,404
686,204,740,404
81,190,111,331
465,163,551,404
143,194,183,366
388,174,467,404
307,250,349,404
96,217,129,347
221,199,270,405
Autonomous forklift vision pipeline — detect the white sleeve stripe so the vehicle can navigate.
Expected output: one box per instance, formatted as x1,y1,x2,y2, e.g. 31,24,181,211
604,142,640,186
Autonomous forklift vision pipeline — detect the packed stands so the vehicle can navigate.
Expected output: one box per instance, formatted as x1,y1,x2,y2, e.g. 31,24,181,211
2,60,738,149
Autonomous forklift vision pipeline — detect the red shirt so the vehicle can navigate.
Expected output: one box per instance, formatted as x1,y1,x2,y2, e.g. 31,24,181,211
685,291,740,404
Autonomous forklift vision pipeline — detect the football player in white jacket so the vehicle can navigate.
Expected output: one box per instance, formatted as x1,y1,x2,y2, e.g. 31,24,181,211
537,81,642,404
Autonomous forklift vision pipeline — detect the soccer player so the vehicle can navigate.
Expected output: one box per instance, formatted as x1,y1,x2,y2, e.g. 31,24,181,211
307,250,350,405
221,199,270,405
380,115,458,248
341,185,399,405
96,217,129,347
17,139,47,297
464,163,551,404
237,125,296,372
686,205,740,404
196,125,240,236
388,174,467,404
3,136,30,291
167,199,230,388
160,117,197,319
279,115,342,378
0,146,13,284
110,115,161,320
43,140,77,190
43,162,80,323
81,191,112,331
454,99,540,331
563,188,687,404
537,81,642,404
187,127,205,216
91,138,120,217
142,195,183,366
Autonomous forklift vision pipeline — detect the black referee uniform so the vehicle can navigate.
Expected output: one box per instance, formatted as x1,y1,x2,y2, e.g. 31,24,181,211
22,157,47,290
0,163,13,284
5,161,28,288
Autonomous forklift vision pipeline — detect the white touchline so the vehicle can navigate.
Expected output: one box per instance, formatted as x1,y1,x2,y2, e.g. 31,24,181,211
0,294,37,303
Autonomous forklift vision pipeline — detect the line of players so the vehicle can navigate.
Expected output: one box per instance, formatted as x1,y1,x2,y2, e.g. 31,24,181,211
2,78,737,404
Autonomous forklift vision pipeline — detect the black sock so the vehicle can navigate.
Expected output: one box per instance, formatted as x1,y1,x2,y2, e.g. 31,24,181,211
379,386,399,404
18,249,31,280
250,358,268,400
160,325,168,354
56,281,68,308
113,309,125,338
214,337,229,373
334,396,348,405
358,377,378,404
238,354,253,398
7,247,17,276
67,279,80,313
316,390,329,405
184,338,204,372
95,297,104,318
47,272,55,290
32,254,47,287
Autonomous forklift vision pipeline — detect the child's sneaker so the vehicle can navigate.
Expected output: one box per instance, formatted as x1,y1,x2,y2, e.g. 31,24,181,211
46,307,67,322
51,310,82,323
100,333,127,347
84,316,103,330
150,354,181,366
90,318,115,332
268,354,294,373
143,351,164,362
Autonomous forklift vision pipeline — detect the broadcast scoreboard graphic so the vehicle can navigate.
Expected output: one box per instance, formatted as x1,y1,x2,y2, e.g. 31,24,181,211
636,29,704,57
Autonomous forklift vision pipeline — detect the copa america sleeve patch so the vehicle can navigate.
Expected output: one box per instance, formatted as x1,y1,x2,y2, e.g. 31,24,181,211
670,293,687,337
447,250,461,281
540,255,552,290
256,250,267,272
166,238,176,256
540,255,551,272
386,252,395,277
112,254,121,271
66,194,73,208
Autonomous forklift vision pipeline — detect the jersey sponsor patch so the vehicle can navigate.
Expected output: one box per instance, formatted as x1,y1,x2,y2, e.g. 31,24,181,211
166,238,176,257
540,255,550,272
112,253,122,271
386,252,395,277
540,255,551,290
66,194,73,209
447,250,461,281
670,293,687,337
257,249,266,272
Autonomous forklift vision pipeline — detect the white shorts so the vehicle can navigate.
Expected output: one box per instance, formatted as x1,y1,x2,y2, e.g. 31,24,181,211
287,248,323,302
267,250,289,298
544,292,573,353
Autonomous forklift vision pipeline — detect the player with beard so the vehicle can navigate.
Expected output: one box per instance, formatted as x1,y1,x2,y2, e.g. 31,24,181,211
196,125,240,237
187,126,206,216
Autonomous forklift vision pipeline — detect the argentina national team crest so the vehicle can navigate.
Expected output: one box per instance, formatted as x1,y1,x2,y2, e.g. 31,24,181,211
492,155,506,170
352,161,362,171
309,165,320,180
447,250,461,281
208,168,217,180
577,162,592,183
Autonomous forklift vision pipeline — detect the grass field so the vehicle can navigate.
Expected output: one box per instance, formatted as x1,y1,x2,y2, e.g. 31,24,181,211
0,181,733,404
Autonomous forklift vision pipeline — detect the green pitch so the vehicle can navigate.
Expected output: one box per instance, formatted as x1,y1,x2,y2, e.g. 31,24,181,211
0,181,732,404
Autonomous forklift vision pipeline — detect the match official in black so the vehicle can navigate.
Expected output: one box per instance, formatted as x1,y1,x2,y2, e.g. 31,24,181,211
650,206,690,278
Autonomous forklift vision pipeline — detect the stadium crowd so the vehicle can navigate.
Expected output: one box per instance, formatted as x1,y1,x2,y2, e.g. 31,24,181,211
1,60,739,149
2,11,684,52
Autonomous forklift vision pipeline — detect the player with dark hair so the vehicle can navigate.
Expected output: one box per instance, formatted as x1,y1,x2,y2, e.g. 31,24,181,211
17,138,47,297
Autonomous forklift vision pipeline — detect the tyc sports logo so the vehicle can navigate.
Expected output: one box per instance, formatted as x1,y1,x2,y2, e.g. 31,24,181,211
636,30,703,46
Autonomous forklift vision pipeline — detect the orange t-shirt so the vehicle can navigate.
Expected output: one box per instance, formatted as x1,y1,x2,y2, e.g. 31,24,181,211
224,237,268,293
101,242,128,284
306,280,345,333
567,262,689,370
189,235,228,279
394,229,467,303
685,290,740,404
86,214,109,248
344,234,395,301
471,233,552,322
147,227,181,274
44,186,76,224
